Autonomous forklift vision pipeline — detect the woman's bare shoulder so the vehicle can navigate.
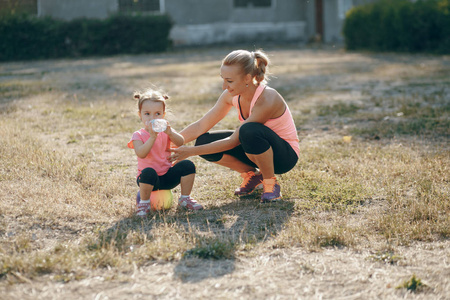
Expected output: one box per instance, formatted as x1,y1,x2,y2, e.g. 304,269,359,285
259,86,283,104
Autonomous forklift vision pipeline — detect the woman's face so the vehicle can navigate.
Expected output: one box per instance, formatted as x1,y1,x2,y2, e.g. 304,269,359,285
220,64,250,96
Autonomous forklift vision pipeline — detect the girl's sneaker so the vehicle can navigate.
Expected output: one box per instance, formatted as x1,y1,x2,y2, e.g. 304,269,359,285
261,177,282,203
178,196,204,211
234,171,263,196
136,201,150,217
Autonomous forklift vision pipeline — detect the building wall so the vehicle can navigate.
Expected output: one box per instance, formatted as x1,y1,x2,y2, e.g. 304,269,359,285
35,0,380,45
38,0,377,45
38,0,117,20
323,0,340,43
304,0,316,41
165,0,231,25
166,0,305,25
169,0,307,45
37,0,307,45
230,1,304,23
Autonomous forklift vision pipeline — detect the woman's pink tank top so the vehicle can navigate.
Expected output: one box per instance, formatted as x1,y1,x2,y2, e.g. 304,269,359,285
232,85,300,157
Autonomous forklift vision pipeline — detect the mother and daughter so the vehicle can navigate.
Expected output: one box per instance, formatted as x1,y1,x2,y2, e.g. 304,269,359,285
128,49,299,217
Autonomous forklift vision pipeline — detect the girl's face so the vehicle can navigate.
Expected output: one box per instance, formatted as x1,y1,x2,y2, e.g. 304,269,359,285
139,100,165,128
220,64,251,96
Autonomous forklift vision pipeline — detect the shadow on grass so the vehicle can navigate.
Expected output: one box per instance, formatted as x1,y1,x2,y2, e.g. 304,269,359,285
93,192,294,283
172,195,294,283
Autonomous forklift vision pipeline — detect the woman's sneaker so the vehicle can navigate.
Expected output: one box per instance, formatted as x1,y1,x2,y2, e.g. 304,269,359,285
178,196,204,211
136,200,150,217
234,171,263,196
261,177,282,203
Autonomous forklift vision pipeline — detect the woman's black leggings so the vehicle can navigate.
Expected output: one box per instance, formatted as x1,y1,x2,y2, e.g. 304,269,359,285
195,122,298,174
137,160,196,190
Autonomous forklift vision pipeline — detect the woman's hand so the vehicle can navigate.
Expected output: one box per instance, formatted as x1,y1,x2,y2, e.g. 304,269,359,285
168,145,194,164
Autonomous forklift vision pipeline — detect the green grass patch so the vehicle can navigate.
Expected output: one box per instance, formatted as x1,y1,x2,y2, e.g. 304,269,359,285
351,94,450,138
285,169,370,211
317,102,360,117
397,274,428,293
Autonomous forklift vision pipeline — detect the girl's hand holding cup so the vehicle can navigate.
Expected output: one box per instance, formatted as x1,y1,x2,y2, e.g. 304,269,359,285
151,119,168,133
145,120,160,137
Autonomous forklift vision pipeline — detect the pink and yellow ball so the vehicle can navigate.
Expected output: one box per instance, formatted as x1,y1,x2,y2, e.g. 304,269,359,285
136,190,173,211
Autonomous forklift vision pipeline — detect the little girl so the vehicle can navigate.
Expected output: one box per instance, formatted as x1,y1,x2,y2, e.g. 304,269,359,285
128,89,203,216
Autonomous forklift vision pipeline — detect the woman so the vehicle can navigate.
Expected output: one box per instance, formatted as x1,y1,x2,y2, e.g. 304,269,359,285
169,49,299,203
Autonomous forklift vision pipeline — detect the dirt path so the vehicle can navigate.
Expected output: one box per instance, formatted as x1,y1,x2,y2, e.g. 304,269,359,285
3,241,449,299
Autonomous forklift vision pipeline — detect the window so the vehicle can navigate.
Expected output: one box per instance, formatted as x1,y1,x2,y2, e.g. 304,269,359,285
119,0,162,13
234,0,272,8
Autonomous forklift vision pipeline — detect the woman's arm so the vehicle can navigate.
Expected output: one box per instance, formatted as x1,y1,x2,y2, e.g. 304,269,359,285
168,129,240,163
180,90,233,143
196,88,285,154
165,123,184,147
170,88,285,163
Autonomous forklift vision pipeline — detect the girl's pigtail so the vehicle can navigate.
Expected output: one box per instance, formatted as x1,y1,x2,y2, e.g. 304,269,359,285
134,92,142,112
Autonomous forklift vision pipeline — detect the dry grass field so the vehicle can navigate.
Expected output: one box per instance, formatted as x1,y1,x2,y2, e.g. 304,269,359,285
0,46,449,299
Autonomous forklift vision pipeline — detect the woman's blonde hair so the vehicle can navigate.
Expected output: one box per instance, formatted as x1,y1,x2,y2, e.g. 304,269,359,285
133,89,169,113
222,49,270,85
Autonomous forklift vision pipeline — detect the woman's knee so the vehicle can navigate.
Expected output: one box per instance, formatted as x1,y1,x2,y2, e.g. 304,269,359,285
239,122,265,141
196,131,235,162
195,133,211,146
199,153,223,162
239,122,270,154
195,134,223,162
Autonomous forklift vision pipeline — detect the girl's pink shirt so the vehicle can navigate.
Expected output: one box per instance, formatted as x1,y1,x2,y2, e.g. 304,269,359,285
232,84,300,157
127,129,172,177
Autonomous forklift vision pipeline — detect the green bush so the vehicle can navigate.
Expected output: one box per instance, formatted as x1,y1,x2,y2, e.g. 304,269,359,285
0,14,173,61
343,0,450,53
